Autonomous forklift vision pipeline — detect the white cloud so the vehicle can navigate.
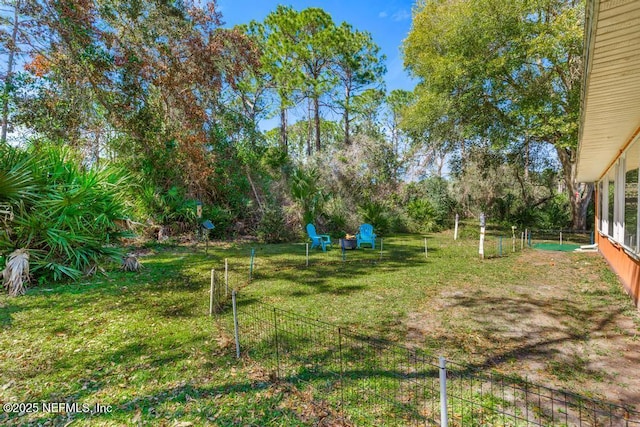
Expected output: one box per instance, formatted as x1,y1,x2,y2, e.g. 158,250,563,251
379,11,388,18
392,9,410,21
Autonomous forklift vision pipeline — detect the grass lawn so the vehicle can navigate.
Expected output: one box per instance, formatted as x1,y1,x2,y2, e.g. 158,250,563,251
1,229,639,426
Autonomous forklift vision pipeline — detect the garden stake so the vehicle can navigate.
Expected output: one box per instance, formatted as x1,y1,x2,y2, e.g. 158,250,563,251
305,243,309,267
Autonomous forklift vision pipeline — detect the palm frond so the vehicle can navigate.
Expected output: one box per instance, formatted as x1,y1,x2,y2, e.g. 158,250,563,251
2,249,30,296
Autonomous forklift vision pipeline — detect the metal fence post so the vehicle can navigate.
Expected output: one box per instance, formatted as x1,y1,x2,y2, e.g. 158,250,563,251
209,268,215,316
379,238,383,261
232,290,240,359
439,356,449,427
499,236,502,257
306,243,309,267
273,307,280,379
338,327,345,410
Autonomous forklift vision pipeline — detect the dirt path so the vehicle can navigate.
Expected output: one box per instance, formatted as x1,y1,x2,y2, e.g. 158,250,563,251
405,249,640,409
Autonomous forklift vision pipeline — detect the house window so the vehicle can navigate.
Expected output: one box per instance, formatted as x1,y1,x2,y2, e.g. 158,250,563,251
600,176,609,235
608,168,615,237
624,139,639,252
598,180,604,233
615,157,626,242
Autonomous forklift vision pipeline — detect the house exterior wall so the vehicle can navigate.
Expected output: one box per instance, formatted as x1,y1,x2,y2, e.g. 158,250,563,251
595,187,640,308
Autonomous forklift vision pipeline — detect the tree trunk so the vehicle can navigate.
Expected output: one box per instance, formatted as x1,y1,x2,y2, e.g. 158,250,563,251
344,85,351,146
556,146,593,229
307,98,312,156
344,109,350,147
524,136,530,181
279,106,288,153
314,96,321,153
1,1,20,145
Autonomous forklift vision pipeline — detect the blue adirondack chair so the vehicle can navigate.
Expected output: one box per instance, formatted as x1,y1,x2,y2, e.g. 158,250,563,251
356,223,376,249
306,223,332,251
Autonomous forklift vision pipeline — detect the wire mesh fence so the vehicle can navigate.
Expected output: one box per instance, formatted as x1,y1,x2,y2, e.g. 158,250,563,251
529,229,595,247
217,235,526,282
444,359,640,427
227,296,640,427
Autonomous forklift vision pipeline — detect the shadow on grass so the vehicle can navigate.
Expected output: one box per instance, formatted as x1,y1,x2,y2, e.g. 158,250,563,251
0,302,22,328
411,291,640,407
0,380,311,427
229,292,640,422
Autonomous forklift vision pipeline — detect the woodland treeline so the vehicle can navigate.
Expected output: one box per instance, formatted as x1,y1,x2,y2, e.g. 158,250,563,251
0,0,591,284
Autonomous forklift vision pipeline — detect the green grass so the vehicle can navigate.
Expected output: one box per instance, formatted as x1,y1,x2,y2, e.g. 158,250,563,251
0,230,638,425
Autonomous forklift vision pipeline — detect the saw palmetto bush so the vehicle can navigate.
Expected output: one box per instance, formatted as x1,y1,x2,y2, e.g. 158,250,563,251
0,143,133,285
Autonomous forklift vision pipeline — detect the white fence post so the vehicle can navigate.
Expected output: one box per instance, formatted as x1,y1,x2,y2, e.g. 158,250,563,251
454,213,459,240
439,356,449,427
479,213,485,260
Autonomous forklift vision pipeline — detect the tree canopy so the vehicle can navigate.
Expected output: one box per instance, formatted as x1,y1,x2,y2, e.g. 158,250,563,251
403,0,590,228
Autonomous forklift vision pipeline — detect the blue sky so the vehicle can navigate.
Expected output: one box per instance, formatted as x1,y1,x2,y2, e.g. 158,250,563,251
216,0,418,92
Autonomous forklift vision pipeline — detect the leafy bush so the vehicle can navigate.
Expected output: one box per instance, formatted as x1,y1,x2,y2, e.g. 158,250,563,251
290,167,326,225
403,177,456,231
204,205,234,239
139,185,197,230
323,196,352,238
0,143,132,283
538,194,571,230
358,201,389,235
257,205,291,243
406,198,437,232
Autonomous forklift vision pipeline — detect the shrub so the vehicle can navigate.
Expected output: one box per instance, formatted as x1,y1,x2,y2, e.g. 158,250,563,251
290,167,326,225
257,205,291,243
406,198,438,232
0,143,131,283
204,205,234,239
358,201,389,235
